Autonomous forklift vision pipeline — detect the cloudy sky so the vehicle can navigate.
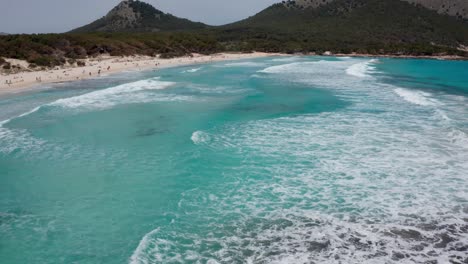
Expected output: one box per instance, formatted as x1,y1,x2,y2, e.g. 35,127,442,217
0,0,279,34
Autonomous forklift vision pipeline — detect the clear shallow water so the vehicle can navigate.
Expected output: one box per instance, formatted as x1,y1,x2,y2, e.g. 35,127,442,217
0,56,467,264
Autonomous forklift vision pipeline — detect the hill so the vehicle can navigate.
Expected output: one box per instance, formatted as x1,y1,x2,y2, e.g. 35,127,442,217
217,0,468,54
71,0,207,33
284,0,468,19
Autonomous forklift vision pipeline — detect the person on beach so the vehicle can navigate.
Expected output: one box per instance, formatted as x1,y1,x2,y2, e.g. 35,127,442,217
89,72,92,76
98,69,101,75
107,66,110,71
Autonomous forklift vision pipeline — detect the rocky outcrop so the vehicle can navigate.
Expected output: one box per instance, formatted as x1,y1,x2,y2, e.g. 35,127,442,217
99,0,142,31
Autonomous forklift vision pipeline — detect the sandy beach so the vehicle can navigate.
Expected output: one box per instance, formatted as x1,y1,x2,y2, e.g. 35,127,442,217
2,51,465,96
0,52,277,95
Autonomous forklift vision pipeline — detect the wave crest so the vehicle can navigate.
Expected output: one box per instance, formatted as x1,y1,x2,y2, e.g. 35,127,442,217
191,131,210,145
50,78,176,110
345,59,378,78
394,88,439,106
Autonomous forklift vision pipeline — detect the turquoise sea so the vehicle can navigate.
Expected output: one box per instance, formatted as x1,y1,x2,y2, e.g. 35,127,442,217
0,56,467,263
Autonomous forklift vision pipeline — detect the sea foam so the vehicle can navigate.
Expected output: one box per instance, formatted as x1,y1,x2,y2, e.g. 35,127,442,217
128,58,468,264
50,78,176,110
345,59,377,78
191,131,210,144
394,88,439,106
271,56,302,62
223,62,266,67
182,67,201,73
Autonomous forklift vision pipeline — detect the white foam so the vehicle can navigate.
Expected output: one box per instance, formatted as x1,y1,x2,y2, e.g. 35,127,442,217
129,228,161,264
50,78,176,110
17,106,41,119
345,59,377,78
271,56,302,62
394,88,439,106
258,62,311,74
0,125,46,154
127,57,468,263
182,67,201,73
0,119,11,126
191,131,210,144
0,107,46,154
258,60,349,75
223,62,266,67
154,107,467,263
447,128,468,149
258,60,365,90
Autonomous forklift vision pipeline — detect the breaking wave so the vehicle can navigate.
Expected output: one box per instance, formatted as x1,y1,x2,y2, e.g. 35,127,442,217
223,62,266,67
345,59,378,78
182,67,202,73
271,56,302,62
394,88,440,106
50,77,176,110
191,131,210,145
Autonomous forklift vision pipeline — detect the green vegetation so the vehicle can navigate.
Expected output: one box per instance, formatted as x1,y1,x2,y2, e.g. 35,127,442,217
216,0,468,55
0,32,221,66
0,0,467,67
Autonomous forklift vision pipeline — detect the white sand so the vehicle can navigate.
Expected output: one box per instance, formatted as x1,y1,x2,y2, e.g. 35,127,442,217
0,52,277,95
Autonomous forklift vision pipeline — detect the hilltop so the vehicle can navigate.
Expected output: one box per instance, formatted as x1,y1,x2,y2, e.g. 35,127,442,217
71,0,207,33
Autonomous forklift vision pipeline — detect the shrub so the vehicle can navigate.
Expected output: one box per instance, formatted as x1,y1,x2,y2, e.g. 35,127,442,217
30,56,62,67
159,51,186,59
67,58,76,65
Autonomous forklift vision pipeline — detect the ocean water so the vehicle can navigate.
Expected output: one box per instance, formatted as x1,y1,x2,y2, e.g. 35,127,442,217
0,56,467,264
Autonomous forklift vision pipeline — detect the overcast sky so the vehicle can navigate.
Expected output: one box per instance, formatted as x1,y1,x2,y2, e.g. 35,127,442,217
0,0,280,34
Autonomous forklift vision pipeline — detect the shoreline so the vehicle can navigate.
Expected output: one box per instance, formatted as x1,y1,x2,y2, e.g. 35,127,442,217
0,52,465,96
0,52,279,96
